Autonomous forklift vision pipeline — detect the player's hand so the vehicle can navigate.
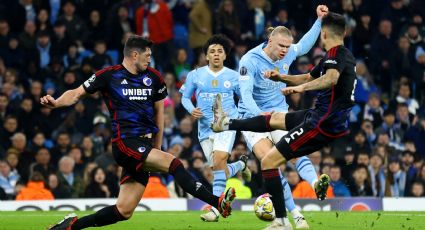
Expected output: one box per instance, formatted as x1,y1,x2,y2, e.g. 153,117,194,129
263,70,282,82
316,5,329,19
40,95,59,109
282,85,304,95
191,107,203,119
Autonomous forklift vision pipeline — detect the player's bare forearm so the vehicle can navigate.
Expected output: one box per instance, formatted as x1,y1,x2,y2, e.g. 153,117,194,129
302,69,340,91
41,85,86,108
154,99,165,149
281,73,313,86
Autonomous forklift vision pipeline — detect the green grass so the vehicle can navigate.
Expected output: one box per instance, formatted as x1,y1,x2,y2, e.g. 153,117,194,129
0,211,424,229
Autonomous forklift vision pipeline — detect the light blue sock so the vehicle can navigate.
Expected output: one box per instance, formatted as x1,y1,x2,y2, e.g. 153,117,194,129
213,170,227,196
296,156,318,188
279,169,296,212
227,161,244,177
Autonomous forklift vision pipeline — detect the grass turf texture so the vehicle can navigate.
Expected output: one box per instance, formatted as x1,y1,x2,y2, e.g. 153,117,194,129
0,211,424,229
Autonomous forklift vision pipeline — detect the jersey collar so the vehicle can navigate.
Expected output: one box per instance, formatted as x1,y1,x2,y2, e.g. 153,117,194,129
206,66,226,78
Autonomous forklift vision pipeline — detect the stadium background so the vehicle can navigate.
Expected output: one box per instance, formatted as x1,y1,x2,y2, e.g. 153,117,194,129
0,0,424,212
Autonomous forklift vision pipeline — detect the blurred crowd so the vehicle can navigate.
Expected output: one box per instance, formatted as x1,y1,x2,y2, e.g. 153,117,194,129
0,0,425,201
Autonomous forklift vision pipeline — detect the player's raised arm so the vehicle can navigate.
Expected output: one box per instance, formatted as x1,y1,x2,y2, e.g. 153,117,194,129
238,60,263,116
291,5,328,57
264,70,313,86
40,85,87,109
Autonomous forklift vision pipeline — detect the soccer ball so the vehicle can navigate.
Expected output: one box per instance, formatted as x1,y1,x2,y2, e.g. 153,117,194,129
254,193,276,221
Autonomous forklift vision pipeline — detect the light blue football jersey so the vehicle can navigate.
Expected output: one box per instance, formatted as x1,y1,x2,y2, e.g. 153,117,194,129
180,66,240,141
238,19,322,117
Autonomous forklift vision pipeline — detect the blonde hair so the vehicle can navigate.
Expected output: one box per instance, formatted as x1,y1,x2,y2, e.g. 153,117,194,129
267,26,292,39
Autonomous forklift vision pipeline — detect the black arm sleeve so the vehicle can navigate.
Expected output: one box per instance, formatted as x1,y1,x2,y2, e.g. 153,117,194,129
83,70,108,94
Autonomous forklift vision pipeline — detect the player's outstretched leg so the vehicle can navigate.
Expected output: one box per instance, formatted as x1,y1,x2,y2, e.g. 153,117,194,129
201,154,250,222
144,149,236,217
279,171,309,229
261,147,292,230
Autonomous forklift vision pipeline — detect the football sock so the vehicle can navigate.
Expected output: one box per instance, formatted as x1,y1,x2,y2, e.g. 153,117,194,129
213,170,227,196
227,161,245,177
169,158,219,208
228,115,272,132
279,170,296,212
262,169,286,218
295,156,318,189
72,205,126,229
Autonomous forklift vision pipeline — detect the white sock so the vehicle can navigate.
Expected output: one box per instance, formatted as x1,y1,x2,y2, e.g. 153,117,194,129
283,217,291,226
311,178,318,190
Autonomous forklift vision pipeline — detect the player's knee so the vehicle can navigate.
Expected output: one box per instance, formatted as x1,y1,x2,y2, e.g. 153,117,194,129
261,154,277,170
212,152,228,169
115,204,134,220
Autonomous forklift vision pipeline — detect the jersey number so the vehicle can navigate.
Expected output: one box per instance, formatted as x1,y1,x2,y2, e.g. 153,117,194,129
285,128,304,143
350,79,357,102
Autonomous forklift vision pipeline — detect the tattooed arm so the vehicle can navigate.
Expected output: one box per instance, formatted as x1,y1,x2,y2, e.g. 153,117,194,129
282,69,340,95
264,70,313,86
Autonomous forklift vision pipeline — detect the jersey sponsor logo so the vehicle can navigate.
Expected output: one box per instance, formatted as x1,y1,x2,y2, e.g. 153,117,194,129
138,146,146,153
143,77,152,86
239,75,250,81
199,92,231,101
122,88,152,96
240,66,248,75
224,80,231,88
121,79,128,85
324,60,337,65
84,74,96,87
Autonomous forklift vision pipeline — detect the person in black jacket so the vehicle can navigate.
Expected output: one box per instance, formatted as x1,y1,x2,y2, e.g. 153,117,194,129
84,167,110,198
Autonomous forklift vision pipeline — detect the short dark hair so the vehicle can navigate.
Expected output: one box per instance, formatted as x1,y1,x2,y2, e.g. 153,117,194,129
322,12,346,37
123,35,153,57
203,34,231,55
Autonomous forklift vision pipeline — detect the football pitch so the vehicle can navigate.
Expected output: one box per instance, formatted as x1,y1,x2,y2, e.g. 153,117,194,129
0,211,424,229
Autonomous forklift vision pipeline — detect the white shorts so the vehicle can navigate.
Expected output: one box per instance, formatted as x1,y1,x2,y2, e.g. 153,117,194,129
200,131,237,166
242,130,288,151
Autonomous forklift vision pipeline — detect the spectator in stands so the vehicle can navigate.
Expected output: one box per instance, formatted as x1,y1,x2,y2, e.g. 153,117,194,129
57,1,89,45
94,142,115,171
396,103,413,132
0,93,10,125
88,40,113,71
390,84,419,115
354,60,379,105
50,132,71,166
0,116,19,151
351,130,372,154
57,156,84,198
349,164,373,196
404,109,425,159
240,0,270,48
357,151,370,166
172,48,190,84
85,10,106,50
360,93,384,131
107,5,134,50
35,9,52,35
413,46,425,102
352,10,372,58
385,157,407,197
410,181,424,197
15,172,54,200
226,173,252,199
50,20,71,59
0,160,19,199
189,0,213,58
368,154,386,197
215,0,241,43
375,109,404,145
142,173,170,198
329,165,351,197
5,149,20,177
381,0,409,37
48,173,71,199
0,20,11,48
18,20,37,51
68,146,85,178
84,167,111,198
33,31,52,70
0,36,26,69
31,147,55,181
12,132,34,182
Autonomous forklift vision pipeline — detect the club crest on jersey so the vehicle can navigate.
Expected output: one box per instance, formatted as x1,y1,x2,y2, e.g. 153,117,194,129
143,77,152,86
283,63,289,71
240,66,247,75
138,147,146,153
224,80,231,88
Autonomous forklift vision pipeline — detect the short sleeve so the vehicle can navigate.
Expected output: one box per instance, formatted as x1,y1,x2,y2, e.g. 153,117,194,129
322,48,346,73
179,71,196,98
310,59,323,79
153,78,167,102
83,71,108,94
